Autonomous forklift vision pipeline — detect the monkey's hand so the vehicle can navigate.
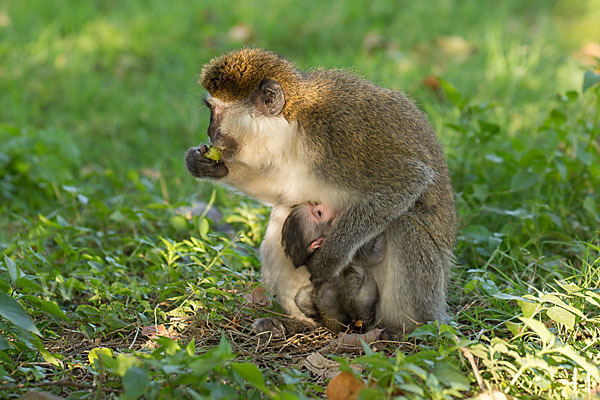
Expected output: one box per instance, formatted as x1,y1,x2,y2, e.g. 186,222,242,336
306,249,344,288
185,144,228,179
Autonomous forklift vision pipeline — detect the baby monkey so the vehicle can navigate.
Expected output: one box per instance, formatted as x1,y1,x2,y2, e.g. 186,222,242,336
281,203,384,332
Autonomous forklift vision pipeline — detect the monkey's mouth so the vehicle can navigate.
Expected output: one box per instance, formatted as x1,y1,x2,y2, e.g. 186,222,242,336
309,237,324,251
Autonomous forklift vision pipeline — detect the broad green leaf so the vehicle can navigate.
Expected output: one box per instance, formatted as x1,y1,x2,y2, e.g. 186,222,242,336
433,360,470,391
16,277,44,293
38,300,69,321
540,294,585,317
518,299,539,319
549,109,567,125
4,255,17,285
506,321,521,336
115,354,140,377
510,171,538,191
438,78,464,109
199,218,210,239
232,362,267,392
155,336,180,355
0,292,40,336
583,70,600,93
546,306,575,330
88,347,114,370
123,366,149,400
583,196,600,223
519,317,554,346
460,225,490,243
170,215,188,231
0,335,8,350
554,345,600,381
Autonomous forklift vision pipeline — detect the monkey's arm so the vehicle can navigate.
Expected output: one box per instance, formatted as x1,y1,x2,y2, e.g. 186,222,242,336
306,159,436,285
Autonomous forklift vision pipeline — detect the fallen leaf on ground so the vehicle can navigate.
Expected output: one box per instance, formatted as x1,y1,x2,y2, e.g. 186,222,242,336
573,42,600,68
20,391,65,400
330,328,383,353
434,35,476,60
326,371,365,400
302,352,361,380
141,324,179,340
228,24,254,43
474,390,514,400
242,286,271,307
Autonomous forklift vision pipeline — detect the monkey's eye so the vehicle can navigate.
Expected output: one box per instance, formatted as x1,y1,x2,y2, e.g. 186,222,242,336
317,210,322,218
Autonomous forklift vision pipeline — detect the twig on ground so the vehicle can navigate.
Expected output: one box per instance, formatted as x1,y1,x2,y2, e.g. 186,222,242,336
461,346,485,391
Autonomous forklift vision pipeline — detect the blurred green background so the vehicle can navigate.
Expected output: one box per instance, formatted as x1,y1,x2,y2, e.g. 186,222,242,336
1,0,598,208
1,1,600,398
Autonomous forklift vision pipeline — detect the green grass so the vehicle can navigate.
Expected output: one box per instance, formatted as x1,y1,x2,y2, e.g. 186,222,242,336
1,0,600,398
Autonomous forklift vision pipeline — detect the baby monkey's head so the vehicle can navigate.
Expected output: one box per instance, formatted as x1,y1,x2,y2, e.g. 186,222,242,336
281,203,337,268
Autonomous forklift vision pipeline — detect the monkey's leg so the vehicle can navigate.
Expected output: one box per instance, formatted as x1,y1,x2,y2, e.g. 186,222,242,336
253,205,317,336
371,216,451,335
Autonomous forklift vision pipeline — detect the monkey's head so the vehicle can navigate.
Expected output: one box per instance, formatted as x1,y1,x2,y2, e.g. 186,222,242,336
187,49,304,171
281,203,337,268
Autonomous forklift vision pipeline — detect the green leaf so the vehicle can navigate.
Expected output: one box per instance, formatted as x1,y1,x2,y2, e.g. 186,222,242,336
506,321,521,336
518,299,539,319
549,109,567,125
510,171,538,191
4,255,17,285
16,277,44,293
438,78,464,109
88,347,114,370
540,294,585,317
232,362,267,392
519,317,554,346
554,345,600,381
170,215,188,231
38,300,69,321
433,360,470,391
583,70,600,93
123,366,149,400
583,196,600,223
478,120,501,135
0,292,40,336
460,225,490,243
546,306,575,330
0,334,9,350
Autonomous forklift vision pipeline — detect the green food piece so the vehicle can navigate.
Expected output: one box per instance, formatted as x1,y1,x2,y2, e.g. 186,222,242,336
204,146,222,162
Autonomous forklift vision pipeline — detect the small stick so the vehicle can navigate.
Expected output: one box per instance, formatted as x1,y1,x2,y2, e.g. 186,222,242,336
0,379,119,393
460,346,485,391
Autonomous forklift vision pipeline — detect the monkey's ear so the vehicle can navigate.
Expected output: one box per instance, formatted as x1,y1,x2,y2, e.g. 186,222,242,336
252,79,285,116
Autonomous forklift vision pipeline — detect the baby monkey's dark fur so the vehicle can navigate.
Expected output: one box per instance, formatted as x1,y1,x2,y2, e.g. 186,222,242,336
281,203,383,332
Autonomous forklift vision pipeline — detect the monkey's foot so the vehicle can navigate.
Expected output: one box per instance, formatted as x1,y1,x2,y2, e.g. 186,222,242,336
252,317,286,338
252,317,317,339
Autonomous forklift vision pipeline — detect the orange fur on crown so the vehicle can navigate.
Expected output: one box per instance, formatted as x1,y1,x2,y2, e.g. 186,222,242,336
199,48,301,104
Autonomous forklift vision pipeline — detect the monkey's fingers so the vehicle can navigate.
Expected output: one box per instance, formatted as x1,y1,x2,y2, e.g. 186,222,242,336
185,147,228,178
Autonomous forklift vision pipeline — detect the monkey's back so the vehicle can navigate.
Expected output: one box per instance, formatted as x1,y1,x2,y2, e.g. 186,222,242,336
297,69,457,251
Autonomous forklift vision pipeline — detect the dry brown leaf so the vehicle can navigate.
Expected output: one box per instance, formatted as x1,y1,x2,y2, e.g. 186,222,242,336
326,371,365,400
474,390,514,400
242,286,272,307
423,75,441,94
363,32,385,53
140,324,179,340
331,328,383,353
434,35,476,60
228,24,254,43
0,13,11,28
302,352,362,380
573,42,600,68
20,391,65,400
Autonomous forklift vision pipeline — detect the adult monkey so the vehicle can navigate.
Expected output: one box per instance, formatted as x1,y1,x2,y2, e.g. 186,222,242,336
185,48,456,336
